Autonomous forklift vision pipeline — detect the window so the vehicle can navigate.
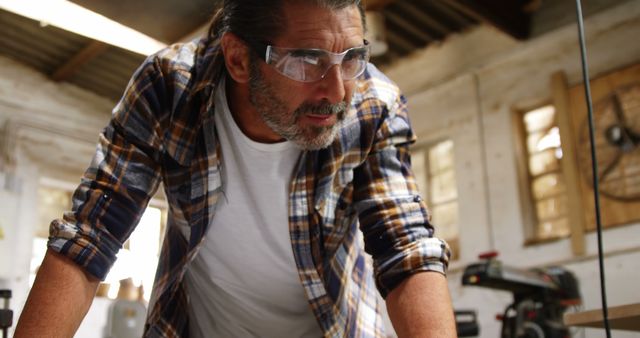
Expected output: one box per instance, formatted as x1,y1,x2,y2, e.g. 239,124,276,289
32,179,166,302
411,140,460,259
106,206,164,301
30,184,74,286
519,105,570,242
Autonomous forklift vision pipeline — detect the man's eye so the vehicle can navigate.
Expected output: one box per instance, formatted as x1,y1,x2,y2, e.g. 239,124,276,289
345,49,367,61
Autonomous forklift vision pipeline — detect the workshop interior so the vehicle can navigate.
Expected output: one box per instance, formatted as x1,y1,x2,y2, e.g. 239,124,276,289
1,0,640,337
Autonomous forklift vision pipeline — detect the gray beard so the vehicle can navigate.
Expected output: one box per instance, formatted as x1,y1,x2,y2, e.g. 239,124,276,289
247,59,347,150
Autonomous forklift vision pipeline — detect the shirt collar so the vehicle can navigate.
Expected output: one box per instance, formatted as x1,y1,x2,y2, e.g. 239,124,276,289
191,34,226,98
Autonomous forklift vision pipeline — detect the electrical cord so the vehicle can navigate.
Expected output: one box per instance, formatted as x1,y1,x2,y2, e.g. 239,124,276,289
574,1,612,337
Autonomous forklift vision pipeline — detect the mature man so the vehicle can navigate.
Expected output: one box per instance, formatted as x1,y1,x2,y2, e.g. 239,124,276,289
16,0,455,337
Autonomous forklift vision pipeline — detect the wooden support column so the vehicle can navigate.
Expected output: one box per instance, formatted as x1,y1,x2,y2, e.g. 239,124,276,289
552,71,586,256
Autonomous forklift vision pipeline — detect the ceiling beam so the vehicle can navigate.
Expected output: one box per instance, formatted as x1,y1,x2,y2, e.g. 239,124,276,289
385,10,435,43
444,0,531,40
385,29,415,55
394,1,450,37
364,0,397,11
426,0,477,28
51,40,109,82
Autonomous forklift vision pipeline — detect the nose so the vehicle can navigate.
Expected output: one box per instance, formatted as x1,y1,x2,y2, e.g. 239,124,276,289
316,64,346,104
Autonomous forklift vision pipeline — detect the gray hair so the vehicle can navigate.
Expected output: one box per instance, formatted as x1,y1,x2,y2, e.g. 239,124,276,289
208,0,365,43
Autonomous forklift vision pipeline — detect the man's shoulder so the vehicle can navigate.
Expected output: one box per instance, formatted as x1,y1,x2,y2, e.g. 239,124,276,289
353,63,403,110
147,39,202,78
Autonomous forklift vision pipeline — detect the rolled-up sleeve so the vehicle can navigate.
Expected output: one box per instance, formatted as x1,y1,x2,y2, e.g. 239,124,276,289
353,93,451,298
48,56,166,280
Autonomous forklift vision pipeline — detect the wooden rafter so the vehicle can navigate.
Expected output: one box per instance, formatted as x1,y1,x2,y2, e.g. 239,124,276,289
364,0,397,11
385,10,435,43
445,0,531,40
51,40,109,82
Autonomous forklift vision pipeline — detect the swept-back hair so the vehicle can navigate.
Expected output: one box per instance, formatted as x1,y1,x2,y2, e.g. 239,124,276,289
206,0,366,79
208,0,365,42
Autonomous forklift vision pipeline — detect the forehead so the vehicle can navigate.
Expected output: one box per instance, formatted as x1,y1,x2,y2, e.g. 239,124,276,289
275,3,364,51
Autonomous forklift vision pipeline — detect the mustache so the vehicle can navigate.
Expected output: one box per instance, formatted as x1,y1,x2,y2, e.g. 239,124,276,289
296,101,348,116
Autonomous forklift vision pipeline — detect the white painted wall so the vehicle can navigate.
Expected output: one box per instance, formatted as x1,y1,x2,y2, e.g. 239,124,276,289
384,2,640,337
0,55,113,337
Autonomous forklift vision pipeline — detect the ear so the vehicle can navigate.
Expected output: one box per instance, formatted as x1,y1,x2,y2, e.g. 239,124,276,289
221,32,251,84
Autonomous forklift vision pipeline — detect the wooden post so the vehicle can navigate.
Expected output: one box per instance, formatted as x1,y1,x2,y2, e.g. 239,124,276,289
551,71,586,256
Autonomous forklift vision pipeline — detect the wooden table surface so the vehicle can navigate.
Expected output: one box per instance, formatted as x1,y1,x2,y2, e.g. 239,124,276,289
563,303,640,331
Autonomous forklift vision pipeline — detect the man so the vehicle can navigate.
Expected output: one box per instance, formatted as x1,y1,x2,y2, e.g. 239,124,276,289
16,0,455,337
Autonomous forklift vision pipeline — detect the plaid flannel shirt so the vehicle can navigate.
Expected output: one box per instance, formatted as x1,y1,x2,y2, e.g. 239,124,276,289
48,36,450,337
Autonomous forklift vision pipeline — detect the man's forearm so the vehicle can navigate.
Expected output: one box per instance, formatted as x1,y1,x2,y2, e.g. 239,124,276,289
386,271,456,338
14,249,100,338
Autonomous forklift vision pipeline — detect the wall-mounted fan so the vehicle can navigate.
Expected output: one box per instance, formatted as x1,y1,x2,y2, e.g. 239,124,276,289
578,82,640,201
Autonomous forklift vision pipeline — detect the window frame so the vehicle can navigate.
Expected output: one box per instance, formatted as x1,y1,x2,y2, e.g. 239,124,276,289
410,138,461,259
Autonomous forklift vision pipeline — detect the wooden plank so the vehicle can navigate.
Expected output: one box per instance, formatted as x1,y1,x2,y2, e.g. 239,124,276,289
568,63,640,231
564,303,640,331
552,71,586,256
51,40,109,82
511,107,538,241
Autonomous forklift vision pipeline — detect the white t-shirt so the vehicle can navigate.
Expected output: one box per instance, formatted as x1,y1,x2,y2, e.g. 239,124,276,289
184,80,322,338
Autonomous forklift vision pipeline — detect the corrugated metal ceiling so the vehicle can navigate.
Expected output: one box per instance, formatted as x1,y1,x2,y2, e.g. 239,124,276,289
1,0,531,102
0,9,144,100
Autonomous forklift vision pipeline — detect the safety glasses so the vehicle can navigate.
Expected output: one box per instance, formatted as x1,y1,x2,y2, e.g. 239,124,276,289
250,40,371,83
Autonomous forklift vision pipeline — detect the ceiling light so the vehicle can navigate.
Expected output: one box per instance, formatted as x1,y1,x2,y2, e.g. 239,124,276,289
0,0,167,55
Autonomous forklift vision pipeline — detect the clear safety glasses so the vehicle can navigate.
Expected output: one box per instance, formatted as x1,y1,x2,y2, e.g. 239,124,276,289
251,40,371,83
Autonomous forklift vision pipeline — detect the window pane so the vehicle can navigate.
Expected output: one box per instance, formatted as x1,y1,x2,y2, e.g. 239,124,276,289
430,170,457,204
431,201,459,240
532,173,566,199
526,131,546,153
529,149,560,176
536,217,570,240
105,207,164,302
535,195,568,221
521,105,573,242
413,139,459,259
523,105,555,133
37,186,72,238
428,140,454,174
411,149,429,201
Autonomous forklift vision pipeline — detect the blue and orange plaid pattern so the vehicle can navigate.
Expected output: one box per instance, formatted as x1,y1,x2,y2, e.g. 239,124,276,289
48,35,450,337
